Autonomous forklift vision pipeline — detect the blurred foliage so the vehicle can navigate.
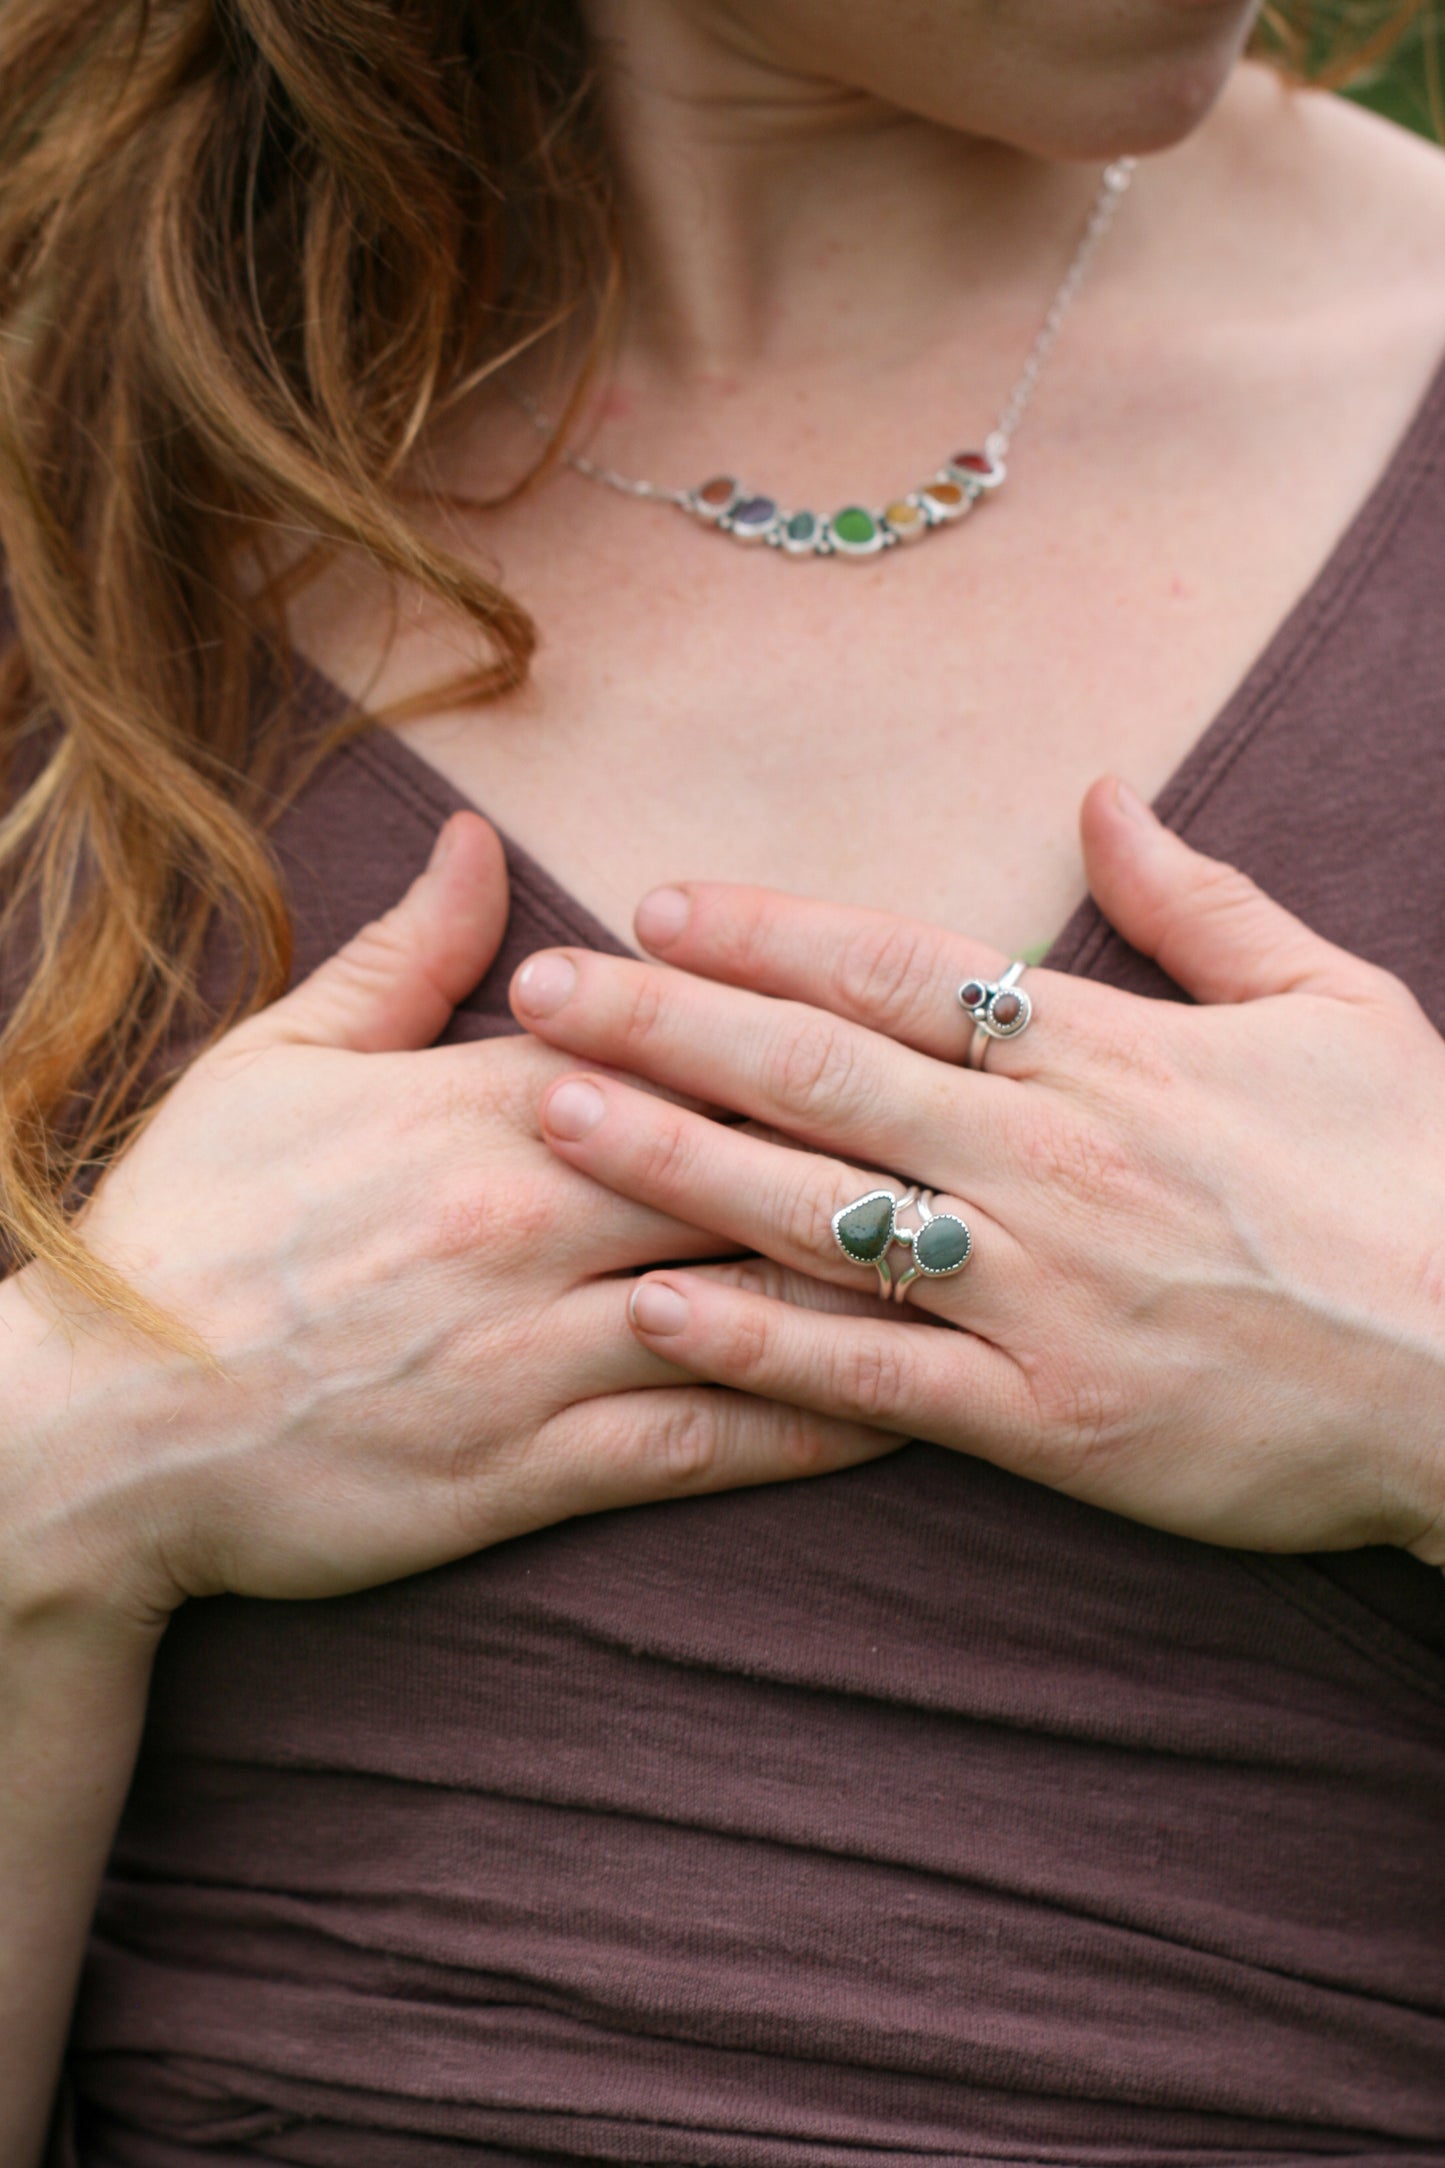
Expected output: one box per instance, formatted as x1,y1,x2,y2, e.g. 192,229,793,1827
1341,6,1443,134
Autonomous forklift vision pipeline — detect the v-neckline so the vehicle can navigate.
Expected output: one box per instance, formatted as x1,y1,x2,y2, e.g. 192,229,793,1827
292,345,1445,984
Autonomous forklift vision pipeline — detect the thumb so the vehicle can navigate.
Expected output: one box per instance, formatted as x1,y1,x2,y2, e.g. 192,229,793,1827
248,812,510,1052
1080,777,1356,1004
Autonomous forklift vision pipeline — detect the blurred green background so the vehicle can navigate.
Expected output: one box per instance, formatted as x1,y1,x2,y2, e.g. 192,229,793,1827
1344,8,1441,134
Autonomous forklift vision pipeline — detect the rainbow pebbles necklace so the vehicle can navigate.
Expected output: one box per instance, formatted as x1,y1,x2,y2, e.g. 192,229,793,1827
520,160,1136,560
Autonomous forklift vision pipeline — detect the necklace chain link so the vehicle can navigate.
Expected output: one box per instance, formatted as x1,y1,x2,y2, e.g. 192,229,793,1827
516,157,1136,559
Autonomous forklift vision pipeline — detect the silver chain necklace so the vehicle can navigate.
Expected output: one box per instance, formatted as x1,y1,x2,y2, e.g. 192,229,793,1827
517,158,1136,561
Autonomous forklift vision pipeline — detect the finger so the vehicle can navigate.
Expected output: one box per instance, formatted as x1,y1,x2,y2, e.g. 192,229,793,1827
633,882,1011,1061
687,1256,928,1321
624,1271,1031,1451
1081,778,1373,1004
241,812,509,1054
556,1280,736,1391
536,1383,895,1523
539,1071,1020,1324
512,947,1016,1171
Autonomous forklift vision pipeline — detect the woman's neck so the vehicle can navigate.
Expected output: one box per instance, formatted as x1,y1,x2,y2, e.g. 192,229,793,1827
577,0,1116,384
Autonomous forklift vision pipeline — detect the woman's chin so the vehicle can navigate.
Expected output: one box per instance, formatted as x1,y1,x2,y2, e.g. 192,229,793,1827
989,47,1251,164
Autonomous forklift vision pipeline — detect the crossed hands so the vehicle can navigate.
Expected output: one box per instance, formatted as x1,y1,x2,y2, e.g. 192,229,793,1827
15,776,1444,1646
514,777,1445,1566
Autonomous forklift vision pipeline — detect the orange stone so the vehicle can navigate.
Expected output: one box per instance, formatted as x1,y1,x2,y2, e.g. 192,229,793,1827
921,480,967,519
698,475,736,508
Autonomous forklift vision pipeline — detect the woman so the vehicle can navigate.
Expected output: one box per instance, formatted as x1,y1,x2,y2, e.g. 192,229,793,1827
2,0,1444,2159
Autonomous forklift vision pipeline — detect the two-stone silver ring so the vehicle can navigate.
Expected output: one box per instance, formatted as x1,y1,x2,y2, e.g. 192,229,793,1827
959,960,1033,1070
828,966,1033,1294
831,1186,973,1303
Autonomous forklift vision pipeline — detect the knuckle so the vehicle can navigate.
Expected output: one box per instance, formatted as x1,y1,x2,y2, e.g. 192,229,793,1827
835,919,937,1032
765,1011,862,1125
632,1111,701,1198
779,1408,831,1477
829,1333,908,1424
720,1256,793,1301
653,1400,718,1489
1029,1367,1135,1488
334,909,413,994
777,1161,837,1257
716,1295,781,1381
717,906,778,983
1186,857,1255,922
621,968,669,1049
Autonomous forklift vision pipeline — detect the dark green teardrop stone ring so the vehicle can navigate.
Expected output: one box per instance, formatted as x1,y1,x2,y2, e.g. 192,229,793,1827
832,1186,972,1302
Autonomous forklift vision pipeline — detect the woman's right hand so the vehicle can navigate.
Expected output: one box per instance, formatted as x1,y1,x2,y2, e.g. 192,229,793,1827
0,813,886,1638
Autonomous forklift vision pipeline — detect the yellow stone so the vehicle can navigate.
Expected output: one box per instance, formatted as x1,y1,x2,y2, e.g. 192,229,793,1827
884,499,925,543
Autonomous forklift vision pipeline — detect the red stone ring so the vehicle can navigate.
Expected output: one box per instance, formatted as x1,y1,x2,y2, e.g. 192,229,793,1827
959,962,1033,1070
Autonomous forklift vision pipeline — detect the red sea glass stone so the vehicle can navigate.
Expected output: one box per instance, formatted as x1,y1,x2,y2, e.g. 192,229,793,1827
951,452,993,475
698,476,736,508
959,980,986,1010
992,991,1023,1026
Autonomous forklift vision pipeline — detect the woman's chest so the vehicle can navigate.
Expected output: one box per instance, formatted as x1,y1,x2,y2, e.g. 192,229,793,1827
303,317,1445,955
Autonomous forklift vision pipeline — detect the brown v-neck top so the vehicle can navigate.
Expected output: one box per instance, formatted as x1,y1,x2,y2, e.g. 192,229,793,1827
50,358,1445,2166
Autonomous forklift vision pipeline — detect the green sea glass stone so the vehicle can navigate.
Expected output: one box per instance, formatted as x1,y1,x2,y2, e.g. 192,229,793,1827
835,1192,895,1263
785,510,818,545
831,505,877,548
915,1215,971,1275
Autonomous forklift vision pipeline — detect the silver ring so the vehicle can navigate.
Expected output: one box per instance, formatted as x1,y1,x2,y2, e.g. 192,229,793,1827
959,961,1033,1070
832,1186,973,1303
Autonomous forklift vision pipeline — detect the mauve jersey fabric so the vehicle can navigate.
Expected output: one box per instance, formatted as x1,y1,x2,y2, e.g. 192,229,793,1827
44,358,1445,2166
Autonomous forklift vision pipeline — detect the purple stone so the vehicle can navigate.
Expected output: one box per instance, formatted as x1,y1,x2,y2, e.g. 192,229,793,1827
731,495,777,530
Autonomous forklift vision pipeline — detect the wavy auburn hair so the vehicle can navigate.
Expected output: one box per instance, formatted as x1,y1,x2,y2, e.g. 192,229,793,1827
0,0,1437,1341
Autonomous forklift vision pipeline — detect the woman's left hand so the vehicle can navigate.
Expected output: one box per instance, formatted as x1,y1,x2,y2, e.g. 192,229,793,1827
511,779,1445,1564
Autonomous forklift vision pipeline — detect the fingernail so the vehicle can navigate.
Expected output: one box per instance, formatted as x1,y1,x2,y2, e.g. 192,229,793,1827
635,887,692,950
630,1279,690,1334
515,952,577,1016
544,1078,606,1140
1113,778,1157,826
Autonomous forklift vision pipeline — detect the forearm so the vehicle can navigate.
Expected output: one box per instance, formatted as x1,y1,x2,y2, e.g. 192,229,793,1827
0,1274,167,2168
0,1607,157,2168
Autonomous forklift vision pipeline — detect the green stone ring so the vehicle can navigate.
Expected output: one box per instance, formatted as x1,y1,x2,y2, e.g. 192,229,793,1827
832,1186,973,1302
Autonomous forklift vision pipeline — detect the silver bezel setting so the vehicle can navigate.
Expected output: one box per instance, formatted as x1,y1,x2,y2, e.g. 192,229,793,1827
826,509,887,559
724,496,782,545
779,511,823,557
910,1212,973,1277
692,478,740,523
946,450,1006,493
832,1186,905,1295
919,480,972,524
883,496,929,545
982,982,1033,1038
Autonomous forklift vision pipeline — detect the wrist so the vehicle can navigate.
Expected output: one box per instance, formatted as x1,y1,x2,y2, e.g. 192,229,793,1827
0,1267,190,1648
1397,1336,1445,1571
